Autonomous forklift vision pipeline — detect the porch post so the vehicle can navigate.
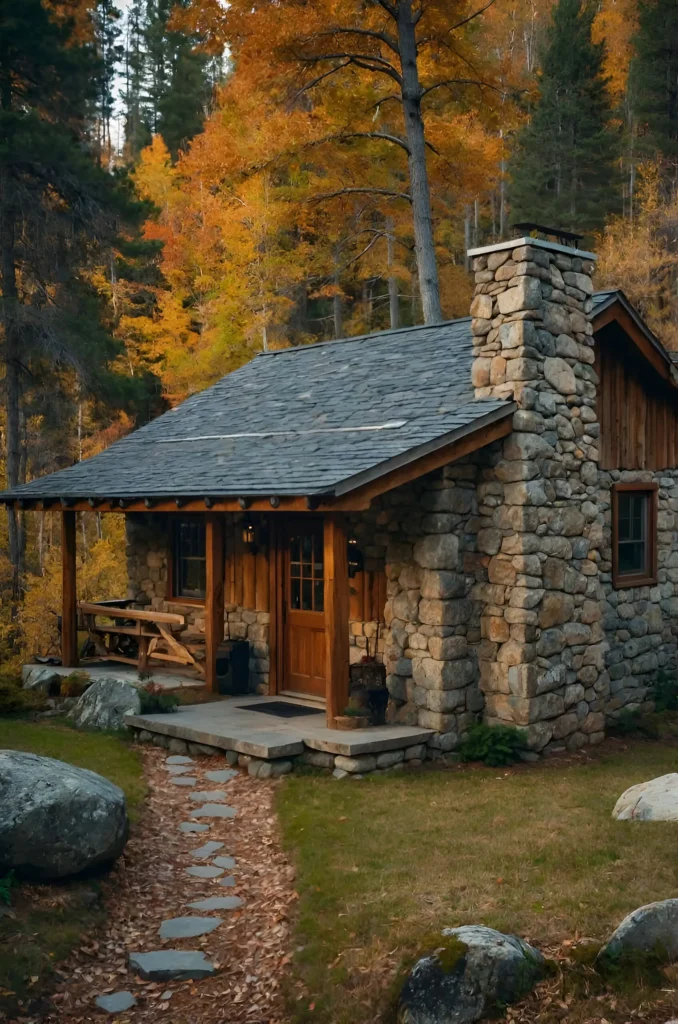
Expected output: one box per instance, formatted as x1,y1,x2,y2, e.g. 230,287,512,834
324,513,349,728
61,510,78,667
205,513,225,693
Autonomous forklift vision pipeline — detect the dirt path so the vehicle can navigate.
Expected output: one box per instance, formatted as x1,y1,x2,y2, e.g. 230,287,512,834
45,747,296,1024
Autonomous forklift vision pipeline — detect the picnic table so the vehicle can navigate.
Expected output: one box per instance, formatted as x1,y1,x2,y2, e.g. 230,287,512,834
78,601,206,677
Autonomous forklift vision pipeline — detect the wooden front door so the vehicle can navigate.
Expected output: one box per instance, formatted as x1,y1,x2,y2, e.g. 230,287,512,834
283,518,326,699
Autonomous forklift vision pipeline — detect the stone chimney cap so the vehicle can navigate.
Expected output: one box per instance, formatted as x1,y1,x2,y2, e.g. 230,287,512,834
467,236,597,261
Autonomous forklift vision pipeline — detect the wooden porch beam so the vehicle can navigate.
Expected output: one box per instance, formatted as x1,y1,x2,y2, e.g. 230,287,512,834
61,510,78,668
204,513,225,693
324,513,349,729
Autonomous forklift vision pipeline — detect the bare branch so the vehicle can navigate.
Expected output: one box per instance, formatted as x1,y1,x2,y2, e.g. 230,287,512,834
297,50,403,85
307,187,412,203
421,77,497,98
374,0,398,18
304,131,411,153
291,60,352,103
312,27,400,55
448,0,497,33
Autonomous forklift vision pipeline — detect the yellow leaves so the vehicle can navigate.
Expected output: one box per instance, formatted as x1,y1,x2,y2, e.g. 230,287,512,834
592,0,639,102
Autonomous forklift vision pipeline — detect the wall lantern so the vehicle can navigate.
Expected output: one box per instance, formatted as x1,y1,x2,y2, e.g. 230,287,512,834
242,520,257,551
347,536,364,578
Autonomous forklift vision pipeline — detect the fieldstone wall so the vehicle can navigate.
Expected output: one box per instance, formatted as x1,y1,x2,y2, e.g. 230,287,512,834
346,511,387,664
600,470,678,717
125,513,269,692
469,240,606,753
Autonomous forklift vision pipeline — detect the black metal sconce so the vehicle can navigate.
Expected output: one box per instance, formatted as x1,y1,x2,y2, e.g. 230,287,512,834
242,520,257,552
347,536,364,578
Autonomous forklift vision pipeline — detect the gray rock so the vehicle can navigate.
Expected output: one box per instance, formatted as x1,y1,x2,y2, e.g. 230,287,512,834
0,751,128,880
189,790,228,802
170,777,198,787
186,896,243,911
219,875,236,887
185,864,224,878
600,900,678,962
129,950,215,980
165,765,193,775
191,841,224,859
613,774,678,821
95,991,137,1013
192,804,237,819
212,855,236,869
397,925,547,1024
70,679,140,732
166,755,194,765
159,916,223,939
161,990,173,1001
205,769,238,783
179,822,209,833
22,668,63,694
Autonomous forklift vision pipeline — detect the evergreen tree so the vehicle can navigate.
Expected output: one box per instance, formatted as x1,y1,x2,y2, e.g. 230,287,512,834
509,0,621,235
0,0,149,595
122,0,152,161
631,0,678,167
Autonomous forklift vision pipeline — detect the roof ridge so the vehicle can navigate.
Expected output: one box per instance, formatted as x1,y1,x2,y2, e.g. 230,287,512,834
256,316,471,357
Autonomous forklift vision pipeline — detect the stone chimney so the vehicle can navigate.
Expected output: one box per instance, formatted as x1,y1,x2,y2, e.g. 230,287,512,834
466,235,607,754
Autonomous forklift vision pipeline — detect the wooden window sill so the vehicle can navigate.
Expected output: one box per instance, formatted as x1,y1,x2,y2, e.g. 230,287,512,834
612,574,658,590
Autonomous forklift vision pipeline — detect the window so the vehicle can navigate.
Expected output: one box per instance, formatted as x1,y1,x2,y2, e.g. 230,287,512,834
172,519,206,600
612,483,658,588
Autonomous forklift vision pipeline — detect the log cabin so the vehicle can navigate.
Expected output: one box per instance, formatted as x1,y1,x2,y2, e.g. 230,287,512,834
3,231,678,770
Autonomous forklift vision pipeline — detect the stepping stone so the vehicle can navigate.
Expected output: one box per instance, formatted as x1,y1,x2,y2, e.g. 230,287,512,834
192,803,237,819
166,755,194,765
161,990,173,1001
95,991,137,1013
129,950,215,980
205,769,238,783
185,864,224,878
191,841,224,860
170,777,197,787
159,916,223,939
179,822,209,833
186,895,244,912
188,790,228,802
218,875,236,887
212,855,236,869
165,764,193,775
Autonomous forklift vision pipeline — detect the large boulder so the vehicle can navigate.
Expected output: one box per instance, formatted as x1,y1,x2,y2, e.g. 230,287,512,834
0,751,128,879
613,774,678,821
397,925,547,1024
70,678,141,731
600,900,678,962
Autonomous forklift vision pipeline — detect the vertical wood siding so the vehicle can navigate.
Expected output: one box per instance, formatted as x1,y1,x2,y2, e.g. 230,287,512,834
597,325,678,471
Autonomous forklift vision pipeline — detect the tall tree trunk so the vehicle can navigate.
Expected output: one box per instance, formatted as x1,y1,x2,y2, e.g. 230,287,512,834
333,250,343,338
386,218,399,329
396,0,442,324
0,161,24,599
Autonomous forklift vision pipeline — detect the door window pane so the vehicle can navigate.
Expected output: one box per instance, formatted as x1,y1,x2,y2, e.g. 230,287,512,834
288,524,325,611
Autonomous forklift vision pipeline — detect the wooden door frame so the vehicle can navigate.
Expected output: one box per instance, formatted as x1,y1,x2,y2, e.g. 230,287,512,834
268,512,349,727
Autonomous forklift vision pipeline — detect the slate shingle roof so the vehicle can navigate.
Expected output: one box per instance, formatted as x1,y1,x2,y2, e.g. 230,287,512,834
0,318,514,501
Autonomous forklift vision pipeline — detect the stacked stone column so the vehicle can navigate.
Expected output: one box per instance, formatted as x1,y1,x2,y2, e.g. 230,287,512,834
469,239,607,752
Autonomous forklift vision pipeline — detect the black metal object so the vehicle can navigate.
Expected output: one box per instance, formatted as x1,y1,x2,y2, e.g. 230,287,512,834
511,222,584,246
237,700,323,719
216,639,250,695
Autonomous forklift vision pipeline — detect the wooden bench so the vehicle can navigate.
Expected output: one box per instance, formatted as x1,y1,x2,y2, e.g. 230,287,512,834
78,602,206,678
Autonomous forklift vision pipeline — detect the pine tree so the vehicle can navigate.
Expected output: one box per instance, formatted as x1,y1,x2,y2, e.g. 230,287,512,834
509,0,620,234
631,0,678,168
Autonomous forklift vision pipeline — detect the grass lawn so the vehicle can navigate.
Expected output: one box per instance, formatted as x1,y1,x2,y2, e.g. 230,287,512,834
277,739,678,1024
0,719,147,1016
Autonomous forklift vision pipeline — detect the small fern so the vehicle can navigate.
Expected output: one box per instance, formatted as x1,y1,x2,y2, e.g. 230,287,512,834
459,724,527,767
652,670,678,712
138,684,179,714
0,871,16,906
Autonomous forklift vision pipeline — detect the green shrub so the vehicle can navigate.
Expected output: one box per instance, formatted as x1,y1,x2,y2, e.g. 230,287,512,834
0,675,46,716
59,671,91,699
138,683,179,714
608,708,658,738
343,705,367,717
651,670,678,712
459,724,527,767
0,871,15,906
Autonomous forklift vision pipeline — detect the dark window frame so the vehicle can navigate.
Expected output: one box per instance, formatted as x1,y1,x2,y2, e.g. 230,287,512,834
611,482,658,589
168,517,207,603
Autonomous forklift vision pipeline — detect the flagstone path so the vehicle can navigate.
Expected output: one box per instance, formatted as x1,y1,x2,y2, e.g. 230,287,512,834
43,746,296,1023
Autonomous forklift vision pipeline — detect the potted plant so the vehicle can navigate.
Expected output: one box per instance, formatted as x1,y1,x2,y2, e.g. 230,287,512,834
334,704,370,730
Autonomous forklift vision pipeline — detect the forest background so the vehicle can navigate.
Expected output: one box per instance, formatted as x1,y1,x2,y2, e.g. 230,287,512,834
1,0,678,663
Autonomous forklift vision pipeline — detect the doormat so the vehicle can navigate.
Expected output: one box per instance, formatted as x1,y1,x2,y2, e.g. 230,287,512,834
238,700,324,719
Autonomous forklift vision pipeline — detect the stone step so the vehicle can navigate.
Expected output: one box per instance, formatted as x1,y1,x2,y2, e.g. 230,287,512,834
205,769,238,783
186,895,243,912
192,803,237,819
129,950,215,980
191,840,224,860
159,916,223,939
95,991,136,1013
165,755,194,765
185,864,224,878
179,821,209,833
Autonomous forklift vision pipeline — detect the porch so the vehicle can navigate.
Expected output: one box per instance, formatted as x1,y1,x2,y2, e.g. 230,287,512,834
124,693,433,770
